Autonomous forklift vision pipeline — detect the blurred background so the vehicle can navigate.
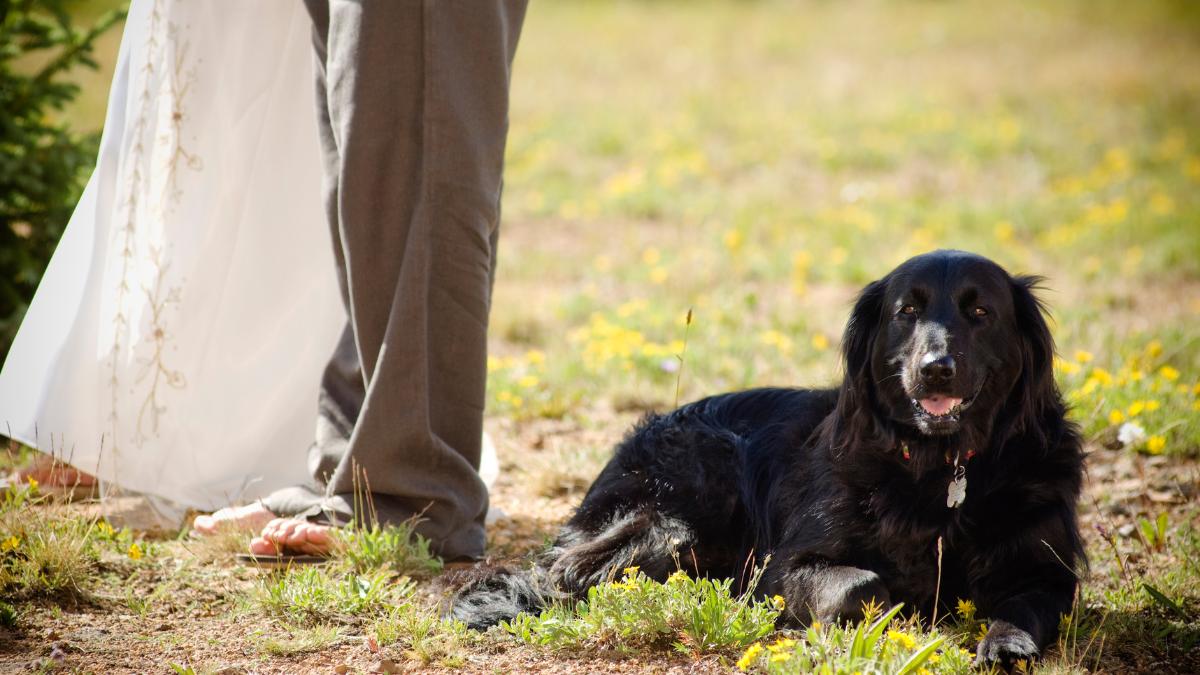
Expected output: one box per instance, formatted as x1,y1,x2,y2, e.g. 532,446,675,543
3,0,1198,450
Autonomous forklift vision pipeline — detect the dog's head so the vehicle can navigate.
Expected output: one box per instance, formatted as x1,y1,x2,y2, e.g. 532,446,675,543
838,250,1056,445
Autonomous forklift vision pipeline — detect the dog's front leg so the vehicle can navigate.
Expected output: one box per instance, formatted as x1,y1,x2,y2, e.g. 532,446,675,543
767,562,891,626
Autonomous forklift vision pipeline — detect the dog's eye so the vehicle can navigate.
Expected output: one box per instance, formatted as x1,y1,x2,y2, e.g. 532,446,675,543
899,305,916,315
972,306,989,318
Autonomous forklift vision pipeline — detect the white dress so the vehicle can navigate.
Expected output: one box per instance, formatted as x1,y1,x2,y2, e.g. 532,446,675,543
0,1,345,516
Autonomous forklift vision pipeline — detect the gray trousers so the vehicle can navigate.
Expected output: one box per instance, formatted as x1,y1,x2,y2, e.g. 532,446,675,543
261,0,528,560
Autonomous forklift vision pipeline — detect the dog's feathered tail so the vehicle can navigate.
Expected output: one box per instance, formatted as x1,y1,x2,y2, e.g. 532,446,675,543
446,564,551,630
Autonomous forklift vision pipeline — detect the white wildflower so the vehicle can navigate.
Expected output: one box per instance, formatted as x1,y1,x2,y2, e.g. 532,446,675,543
1117,421,1146,448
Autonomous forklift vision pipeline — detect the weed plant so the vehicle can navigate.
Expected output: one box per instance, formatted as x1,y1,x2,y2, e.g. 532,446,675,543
503,565,780,655
255,565,411,625
334,520,443,578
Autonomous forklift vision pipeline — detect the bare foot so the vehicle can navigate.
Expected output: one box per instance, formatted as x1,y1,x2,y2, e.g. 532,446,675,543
192,502,277,535
248,518,334,556
14,454,96,487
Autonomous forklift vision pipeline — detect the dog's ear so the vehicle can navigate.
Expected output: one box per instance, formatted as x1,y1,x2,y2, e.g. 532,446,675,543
842,277,888,381
830,276,891,452
1009,275,1058,437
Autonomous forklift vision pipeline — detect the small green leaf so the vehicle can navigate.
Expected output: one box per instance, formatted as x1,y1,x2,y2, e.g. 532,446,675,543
897,636,946,675
1143,583,1188,620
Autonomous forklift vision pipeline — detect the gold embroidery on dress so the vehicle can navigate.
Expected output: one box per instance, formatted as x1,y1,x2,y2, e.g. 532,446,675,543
109,0,197,458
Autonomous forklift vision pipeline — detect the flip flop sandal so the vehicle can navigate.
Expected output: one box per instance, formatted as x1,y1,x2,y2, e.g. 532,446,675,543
234,552,329,569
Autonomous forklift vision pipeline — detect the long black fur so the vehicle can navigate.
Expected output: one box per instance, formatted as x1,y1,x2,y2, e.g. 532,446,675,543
451,250,1085,666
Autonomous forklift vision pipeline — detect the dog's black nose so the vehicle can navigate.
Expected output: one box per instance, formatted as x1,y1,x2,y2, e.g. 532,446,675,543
920,353,956,382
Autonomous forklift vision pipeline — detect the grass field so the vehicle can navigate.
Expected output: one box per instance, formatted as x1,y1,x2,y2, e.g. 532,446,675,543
4,0,1199,672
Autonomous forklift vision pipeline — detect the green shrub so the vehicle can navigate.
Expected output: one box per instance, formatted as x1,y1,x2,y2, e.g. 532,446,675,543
255,565,413,625
0,0,126,359
503,566,781,655
333,520,443,578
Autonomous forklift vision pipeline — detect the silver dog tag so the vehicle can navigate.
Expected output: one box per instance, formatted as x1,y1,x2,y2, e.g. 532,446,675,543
947,462,967,508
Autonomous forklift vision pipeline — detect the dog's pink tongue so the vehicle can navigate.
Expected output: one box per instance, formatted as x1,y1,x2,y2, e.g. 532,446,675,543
920,396,962,416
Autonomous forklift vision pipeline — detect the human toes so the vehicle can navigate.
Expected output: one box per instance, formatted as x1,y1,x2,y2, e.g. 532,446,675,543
261,517,302,543
246,518,302,555
192,503,275,535
248,535,280,555
289,522,334,555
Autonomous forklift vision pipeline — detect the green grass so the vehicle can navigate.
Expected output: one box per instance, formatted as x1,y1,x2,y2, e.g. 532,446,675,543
1078,509,1200,664
370,606,476,668
735,604,978,675
503,565,781,655
489,0,1200,456
254,565,411,626
333,520,444,578
0,482,141,600
253,623,344,657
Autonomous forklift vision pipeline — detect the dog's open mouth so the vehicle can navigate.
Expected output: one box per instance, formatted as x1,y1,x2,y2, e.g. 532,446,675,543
916,395,964,417
909,376,986,422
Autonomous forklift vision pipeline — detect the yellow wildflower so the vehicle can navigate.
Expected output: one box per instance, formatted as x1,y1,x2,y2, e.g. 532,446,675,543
1146,340,1164,358
128,543,144,560
928,653,941,664
737,642,763,671
887,630,917,650
769,652,793,663
517,374,539,389
723,229,744,253
1127,401,1145,417
1149,193,1175,216
26,477,38,492
1145,400,1160,412
956,598,977,621
767,638,796,653
1,536,19,552
809,621,822,632
1108,409,1125,425
976,623,989,642
641,247,661,266
1146,436,1167,455
1159,365,1180,381
771,595,786,611
622,565,640,578
95,520,115,538
760,330,794,355
811,334,830,351
649,266,668,284
1074,350,1093,363
1054,358,1080,375
524,349,546,365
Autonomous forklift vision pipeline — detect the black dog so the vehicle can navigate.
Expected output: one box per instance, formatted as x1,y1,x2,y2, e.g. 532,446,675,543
452,250,1085,666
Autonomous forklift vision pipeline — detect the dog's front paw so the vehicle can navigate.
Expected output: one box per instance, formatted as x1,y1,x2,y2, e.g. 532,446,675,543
973,620,1038,669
